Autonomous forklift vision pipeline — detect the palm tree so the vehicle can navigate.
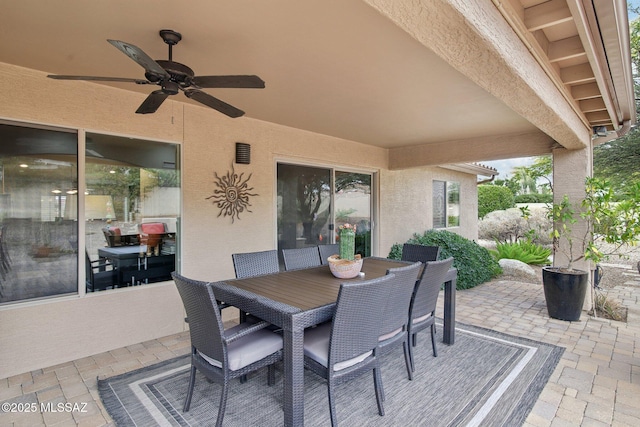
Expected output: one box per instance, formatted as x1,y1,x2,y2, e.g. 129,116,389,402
512,166,537,195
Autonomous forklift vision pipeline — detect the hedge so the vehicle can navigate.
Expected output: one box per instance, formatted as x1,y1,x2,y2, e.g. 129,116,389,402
388,229,502,289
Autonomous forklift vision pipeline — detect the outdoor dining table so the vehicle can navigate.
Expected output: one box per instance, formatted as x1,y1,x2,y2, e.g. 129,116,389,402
210,256,457,427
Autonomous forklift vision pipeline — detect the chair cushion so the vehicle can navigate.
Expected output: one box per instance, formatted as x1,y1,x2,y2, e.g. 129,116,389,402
412,312,434,324
378,327,403,342
304,322,372,372
140,222,166,234
198,324,283,371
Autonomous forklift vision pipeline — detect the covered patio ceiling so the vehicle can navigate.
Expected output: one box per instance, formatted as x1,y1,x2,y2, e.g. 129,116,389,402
0,0,634,166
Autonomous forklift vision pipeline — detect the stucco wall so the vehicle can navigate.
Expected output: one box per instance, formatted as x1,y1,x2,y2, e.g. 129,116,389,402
379,167,478,256
0,62,478,378
179,105,388,284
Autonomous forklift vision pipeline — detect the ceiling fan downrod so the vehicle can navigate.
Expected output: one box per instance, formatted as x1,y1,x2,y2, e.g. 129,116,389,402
159,29,182,61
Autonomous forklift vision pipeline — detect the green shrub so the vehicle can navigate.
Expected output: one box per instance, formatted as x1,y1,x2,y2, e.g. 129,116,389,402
514,193,553,204
388,230,502,290
491,240,551,265
478,185,515,218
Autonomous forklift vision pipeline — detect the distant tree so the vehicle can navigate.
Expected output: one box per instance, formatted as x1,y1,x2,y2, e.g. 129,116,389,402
630,15,640,81
594,132,640,192
512,166,537,195
491,176,520,195
591,16,640,192
527,156,553,192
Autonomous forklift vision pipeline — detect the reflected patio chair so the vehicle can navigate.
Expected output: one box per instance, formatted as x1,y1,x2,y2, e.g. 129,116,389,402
0,225,10,279
85,251,116,292
232,249,280,321
377,261,422,381
318,244,339,265
407,257,454,373
172,273,283,427
401,243,441,263
139,222,167,255
282,246,322,271
303,274,395,426
102,226,122,247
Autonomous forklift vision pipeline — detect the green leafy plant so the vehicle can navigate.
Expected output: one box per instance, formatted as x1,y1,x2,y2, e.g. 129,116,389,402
491,240,551,265
550,177,640,270
514,193,553,204
388,229,502,290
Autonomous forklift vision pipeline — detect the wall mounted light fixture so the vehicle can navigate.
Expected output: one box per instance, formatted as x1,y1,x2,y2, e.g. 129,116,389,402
235,142,251,164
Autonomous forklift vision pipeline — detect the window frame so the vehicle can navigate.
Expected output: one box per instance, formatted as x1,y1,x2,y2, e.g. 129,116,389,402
433,179,460,229
0,119,181,305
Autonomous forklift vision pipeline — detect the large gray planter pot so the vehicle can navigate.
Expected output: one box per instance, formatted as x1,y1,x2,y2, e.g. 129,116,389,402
542,267,589,321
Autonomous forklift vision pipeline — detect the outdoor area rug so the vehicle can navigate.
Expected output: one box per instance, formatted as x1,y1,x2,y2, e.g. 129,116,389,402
99,322,564,426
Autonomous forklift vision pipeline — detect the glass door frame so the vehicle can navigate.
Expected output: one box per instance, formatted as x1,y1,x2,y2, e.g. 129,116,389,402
274,158,378,256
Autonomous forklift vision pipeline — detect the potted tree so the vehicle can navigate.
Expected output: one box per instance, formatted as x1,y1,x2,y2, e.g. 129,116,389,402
544,177,640,321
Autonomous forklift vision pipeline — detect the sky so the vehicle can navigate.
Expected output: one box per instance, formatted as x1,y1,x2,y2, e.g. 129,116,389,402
631,1,639,20
484,2,638,180
482,157,537,179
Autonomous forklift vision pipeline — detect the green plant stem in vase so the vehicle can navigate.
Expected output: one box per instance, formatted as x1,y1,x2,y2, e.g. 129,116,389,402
339,225,356,261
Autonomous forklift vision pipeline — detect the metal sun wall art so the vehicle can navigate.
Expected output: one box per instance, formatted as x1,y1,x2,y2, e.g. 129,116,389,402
206,165,258,223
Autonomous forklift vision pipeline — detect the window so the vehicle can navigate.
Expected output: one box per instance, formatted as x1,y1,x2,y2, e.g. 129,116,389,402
433,180,460,228
0,122,180,304
84,133,180,292
0,123,78,303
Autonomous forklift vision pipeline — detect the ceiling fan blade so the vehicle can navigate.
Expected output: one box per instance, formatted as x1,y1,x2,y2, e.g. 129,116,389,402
184,89,245,118
108,39,169,79
135,90,170,114
47,75,150,84
192,75,265,89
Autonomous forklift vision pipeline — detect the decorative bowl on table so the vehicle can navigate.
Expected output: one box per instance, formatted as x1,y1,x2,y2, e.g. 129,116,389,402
327,254,363,279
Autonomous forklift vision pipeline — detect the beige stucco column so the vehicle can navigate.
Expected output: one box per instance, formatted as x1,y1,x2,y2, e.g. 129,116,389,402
552,145,593,311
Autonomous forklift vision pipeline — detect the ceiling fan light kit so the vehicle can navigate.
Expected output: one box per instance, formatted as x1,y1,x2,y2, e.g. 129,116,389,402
47,29,264,117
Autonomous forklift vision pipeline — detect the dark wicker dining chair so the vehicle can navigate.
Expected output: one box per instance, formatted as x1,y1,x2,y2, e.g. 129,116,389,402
232,249,280,278
303,274,396,427
377,261,422,381
318,244,339,265
232,249,280,322
282,246,322,271
172,273,283,427
401,243,441,263
407,257,454,373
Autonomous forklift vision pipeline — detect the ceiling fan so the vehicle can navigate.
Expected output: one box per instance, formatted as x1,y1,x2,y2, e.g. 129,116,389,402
47,29,264,118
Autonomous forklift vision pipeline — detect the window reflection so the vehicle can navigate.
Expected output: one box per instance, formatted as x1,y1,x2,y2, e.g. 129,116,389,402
335,171,371,257
0,123,78,303
276,164,373,260
433,180,460,228
0,122,180,304
84,133,179,292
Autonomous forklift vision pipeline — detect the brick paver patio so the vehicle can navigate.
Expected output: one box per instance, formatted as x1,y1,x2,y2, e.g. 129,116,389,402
2,266,639,426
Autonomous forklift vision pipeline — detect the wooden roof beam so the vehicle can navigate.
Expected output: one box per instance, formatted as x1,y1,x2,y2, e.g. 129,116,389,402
561,63,595,85
549,36,586,62
579,98,606,113
571,82,601,100
586,111,612,122
525,0,573,31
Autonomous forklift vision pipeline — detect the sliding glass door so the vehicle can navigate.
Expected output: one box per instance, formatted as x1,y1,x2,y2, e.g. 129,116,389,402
277,163,372,258
334,171,372,257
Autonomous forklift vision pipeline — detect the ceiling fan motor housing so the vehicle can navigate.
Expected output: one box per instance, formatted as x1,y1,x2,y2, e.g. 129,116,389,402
152,60,195,88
